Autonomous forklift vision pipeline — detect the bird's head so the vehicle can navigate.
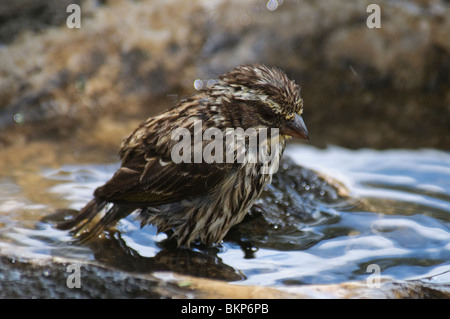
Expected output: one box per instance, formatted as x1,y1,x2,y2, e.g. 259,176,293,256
213,64,309,141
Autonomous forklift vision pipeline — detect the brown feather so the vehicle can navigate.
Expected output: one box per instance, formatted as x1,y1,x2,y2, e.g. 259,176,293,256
57,64,306,247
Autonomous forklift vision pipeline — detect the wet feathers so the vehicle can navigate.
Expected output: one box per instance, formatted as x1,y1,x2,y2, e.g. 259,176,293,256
57,64,308,247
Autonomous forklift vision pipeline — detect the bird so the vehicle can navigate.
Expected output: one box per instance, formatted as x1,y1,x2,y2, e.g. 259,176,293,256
57,64,309,248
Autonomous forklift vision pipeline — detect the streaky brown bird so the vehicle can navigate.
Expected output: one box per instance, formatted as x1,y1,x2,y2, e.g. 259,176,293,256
57,64,309,247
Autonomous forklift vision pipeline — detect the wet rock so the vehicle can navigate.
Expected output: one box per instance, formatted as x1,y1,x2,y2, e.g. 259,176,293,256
2,253,448,299
167,272,450,299
227,157,353,251
0,253,192,298
1,145,449,299
0,0,449,149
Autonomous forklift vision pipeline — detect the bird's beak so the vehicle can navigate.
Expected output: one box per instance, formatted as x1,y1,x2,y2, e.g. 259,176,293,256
280,114,309,141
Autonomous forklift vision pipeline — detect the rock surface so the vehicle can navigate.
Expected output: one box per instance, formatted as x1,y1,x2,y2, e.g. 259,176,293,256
1,253,449,299
1,0,449,149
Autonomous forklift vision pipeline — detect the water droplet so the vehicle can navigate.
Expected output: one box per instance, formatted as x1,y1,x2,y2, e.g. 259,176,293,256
207,79,218,87
266,0,278,11
13,113,24,124
193,79,204,90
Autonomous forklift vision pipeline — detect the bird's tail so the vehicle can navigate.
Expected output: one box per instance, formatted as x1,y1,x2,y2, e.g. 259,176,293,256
56,199,133,242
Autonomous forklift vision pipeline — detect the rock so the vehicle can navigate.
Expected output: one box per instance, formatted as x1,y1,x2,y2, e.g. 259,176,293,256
227,157,353,252
1,253,448,299
166,272,450,299
0,253,190,298
1,0,449,149
0,0,207,146
0,0,83,44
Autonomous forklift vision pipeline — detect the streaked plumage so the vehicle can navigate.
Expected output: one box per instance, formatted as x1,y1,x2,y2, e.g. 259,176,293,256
57,64,309,247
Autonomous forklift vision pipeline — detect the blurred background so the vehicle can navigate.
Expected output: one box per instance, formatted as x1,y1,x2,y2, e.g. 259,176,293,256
1,0,449,154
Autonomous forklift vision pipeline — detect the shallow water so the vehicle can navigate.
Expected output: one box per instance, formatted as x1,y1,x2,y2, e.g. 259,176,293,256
0,144,449,290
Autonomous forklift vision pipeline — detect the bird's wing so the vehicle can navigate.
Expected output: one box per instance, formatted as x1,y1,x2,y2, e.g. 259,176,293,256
93,114,235,206
94,158,231,206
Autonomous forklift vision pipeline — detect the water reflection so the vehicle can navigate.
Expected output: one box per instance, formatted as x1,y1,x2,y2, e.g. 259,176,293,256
1,145,449,287
87,230,244,281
